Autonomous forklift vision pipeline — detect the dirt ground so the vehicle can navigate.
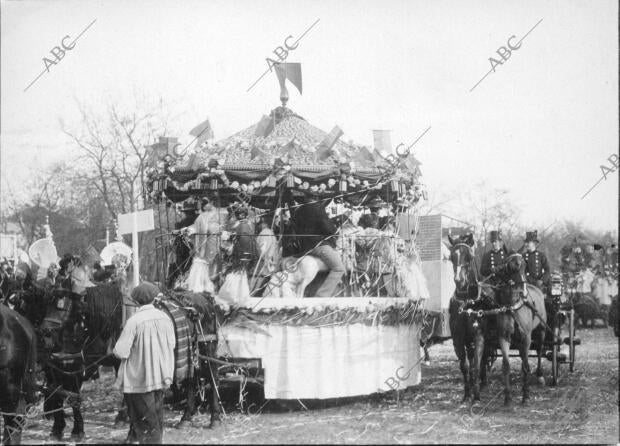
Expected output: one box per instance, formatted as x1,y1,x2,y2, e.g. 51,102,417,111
15,327,619,444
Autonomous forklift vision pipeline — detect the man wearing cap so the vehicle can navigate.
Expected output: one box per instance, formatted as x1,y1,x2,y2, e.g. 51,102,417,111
480,230,507,282
522,230,551,292
113,282,175,444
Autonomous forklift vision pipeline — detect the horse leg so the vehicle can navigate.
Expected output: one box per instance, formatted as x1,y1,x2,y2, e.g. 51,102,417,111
466,344,478,402
48,395,66,441
68,377,84,440
536,328,546,386
498,336,512,406
176,379,195,428
71,405,85,441
453,338,470,402
520,333,532,404
472,333,484,401
480,345,489,389
114,396,129,426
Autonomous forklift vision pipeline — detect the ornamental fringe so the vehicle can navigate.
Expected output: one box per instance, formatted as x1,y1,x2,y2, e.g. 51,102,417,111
219,299,434,328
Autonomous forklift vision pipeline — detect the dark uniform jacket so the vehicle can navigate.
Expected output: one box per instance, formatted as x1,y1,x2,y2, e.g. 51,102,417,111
523,250,550,285
293,201,337,254
232,220,259,265
480,248,506,278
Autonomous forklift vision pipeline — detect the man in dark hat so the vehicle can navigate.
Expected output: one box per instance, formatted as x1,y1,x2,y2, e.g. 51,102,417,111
292,193,345,297
113,282,174,444
480,230,507,282
168,199,199,287
522,230,550,292
230,204,259,271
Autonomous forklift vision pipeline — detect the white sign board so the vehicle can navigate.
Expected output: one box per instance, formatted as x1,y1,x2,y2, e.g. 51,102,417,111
0,234,17,259
117,209,155,235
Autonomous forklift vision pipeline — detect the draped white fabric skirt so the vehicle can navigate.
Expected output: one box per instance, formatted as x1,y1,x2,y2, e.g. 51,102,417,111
186,257,214,293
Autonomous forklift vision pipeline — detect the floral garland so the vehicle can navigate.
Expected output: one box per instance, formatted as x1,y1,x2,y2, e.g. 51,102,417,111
219,299,430,328
144,144,426,206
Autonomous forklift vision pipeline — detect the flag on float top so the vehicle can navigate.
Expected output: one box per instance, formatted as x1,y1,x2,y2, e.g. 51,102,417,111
373,129,392,154
349,145,376,166
254,114,275,138
316,125,344,161
189,119,214,147
274,62,303,95
277,137,297,158
250,142,268,160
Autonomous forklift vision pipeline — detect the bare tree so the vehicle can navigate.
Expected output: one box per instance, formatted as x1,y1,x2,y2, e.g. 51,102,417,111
60,94,175,219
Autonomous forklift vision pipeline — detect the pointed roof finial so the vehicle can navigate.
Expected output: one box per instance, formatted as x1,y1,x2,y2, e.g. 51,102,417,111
44,215,53,239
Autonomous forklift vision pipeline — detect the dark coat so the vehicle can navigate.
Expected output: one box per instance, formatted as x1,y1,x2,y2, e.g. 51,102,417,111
523,250,550,284
292,201,337,254
232,220,259,263
480,248,506,277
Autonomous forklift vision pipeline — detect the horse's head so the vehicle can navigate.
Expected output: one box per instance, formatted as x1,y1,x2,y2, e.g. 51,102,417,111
493,251,527,306
11,285,50,327
38,289,86,352
448,233,478,299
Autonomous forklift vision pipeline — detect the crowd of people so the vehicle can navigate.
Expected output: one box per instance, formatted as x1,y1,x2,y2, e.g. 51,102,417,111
477,229,618,310
166,194,429,302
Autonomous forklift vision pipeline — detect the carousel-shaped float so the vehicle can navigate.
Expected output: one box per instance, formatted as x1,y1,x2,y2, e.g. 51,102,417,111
145,85,438,399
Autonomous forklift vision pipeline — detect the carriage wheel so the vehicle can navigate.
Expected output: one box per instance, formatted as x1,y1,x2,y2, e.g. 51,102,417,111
568,309,576,373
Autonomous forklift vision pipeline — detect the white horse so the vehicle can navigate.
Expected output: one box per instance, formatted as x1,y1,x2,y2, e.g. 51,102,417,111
264,255,328,298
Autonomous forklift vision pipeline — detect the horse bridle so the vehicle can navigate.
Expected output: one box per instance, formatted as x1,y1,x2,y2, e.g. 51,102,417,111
452,243,480,299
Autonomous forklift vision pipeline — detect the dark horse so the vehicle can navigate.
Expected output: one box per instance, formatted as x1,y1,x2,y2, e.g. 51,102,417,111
447,233,490,402
483,252,547,406
158,291,222,429
0,304,38,444
37,276,123,441
17,263,222,440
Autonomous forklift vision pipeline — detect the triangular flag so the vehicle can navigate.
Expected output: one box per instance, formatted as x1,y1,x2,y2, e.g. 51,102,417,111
251,143,269,160
189,119,214,148
277,138,297,158
351,146,376,164
274,62,303,95
316,125,344,161
373,130,392,154
403,154,422,172
254,115,275,138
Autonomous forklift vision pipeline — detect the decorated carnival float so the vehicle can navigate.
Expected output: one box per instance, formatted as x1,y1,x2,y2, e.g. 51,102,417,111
142,73,455,400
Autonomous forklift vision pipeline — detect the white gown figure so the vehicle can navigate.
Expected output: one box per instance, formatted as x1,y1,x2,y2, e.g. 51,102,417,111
185,204,223,293
394,240,431,300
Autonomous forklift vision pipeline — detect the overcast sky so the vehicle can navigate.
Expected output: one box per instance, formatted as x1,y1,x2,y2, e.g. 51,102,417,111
1,0,618,232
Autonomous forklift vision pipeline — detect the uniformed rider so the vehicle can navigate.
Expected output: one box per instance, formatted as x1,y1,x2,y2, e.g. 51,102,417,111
522,230,550,292
480,230,507,282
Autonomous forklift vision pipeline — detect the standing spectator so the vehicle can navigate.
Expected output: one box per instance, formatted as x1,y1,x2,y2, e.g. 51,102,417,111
113,282,175,444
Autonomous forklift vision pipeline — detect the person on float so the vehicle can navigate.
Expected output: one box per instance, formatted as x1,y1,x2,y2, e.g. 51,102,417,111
522,230,551,293
182,197,223,293
253,214,279,296
229,204,260,275
480,230,507,284
168,199,199,287
291,191,345,297
605,243,618,274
